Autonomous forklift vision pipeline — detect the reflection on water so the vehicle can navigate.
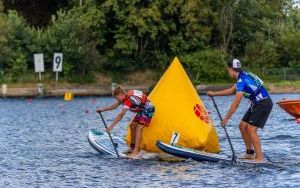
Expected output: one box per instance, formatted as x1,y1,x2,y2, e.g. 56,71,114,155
0,94,299,187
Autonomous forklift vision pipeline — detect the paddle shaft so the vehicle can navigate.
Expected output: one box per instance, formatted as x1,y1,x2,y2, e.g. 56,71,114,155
210,96,237,164
263,153,272,163
98,112,120,158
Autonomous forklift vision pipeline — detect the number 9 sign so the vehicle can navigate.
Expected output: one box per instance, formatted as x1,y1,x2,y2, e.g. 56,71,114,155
53,53,63,72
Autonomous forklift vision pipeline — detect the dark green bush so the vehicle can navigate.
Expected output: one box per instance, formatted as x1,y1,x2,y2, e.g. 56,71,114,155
1,2,106,83
1,11,30,81
0,0,299,84
181,49,229,84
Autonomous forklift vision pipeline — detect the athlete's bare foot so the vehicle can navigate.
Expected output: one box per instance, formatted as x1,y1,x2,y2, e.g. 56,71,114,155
239,154,255,159
126,151,140,159
253,156,264,162
251,159,265,163
123,148,133,155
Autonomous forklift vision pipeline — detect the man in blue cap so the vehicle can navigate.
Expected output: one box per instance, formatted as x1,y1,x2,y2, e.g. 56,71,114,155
208,58,273,162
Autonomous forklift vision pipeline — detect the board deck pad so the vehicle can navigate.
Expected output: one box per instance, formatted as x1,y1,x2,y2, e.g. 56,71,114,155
88,128,128,157
88,129,163,160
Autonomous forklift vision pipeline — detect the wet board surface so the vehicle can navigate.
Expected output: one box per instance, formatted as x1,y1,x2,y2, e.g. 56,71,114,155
88,129,162,160
88,129,128,158
156,141,272,165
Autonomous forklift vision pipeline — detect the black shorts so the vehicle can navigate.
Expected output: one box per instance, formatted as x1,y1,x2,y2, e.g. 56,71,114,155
242,98,273,129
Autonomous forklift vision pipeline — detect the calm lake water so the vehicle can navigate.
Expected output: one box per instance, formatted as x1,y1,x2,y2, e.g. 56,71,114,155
0,94,299,187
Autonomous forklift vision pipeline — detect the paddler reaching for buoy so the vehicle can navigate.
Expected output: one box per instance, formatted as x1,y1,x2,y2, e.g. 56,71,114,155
208,58,273,162
96,85,155,159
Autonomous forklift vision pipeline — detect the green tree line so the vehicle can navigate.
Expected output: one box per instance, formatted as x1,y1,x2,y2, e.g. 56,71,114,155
0,0,299,83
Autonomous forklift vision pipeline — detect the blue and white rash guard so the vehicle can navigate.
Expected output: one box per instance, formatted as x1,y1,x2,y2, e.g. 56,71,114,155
236,71,270,104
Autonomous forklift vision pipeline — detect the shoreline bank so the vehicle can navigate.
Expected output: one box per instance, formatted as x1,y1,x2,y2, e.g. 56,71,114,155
1,83,300,98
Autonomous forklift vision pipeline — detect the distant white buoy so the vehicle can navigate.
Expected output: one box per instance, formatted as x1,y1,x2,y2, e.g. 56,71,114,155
2,84,7,97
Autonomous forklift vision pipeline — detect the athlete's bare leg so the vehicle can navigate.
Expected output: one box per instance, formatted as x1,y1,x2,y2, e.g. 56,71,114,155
127,124,144,159
247,124,263,161
239,121,255,159
124,122,137,154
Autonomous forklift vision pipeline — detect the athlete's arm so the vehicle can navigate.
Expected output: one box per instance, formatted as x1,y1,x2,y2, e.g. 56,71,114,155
96,101,121,112
207,84,236,96
106,108,128,132
221,92,244,127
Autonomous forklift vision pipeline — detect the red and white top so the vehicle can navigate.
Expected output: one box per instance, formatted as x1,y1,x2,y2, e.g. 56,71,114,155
122,90,148,112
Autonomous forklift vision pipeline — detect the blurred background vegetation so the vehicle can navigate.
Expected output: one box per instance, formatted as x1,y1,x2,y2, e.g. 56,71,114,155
0,0,299,84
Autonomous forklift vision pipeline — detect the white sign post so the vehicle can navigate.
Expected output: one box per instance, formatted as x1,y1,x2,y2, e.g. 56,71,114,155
53,53,63,82
34,53,44,81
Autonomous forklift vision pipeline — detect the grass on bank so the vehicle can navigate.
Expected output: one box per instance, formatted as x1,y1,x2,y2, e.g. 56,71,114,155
0,70,160,87
1,70,300,88
267,80,300,87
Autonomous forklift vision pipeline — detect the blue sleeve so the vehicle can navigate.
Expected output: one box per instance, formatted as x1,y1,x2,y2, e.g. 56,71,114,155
236,82,246,92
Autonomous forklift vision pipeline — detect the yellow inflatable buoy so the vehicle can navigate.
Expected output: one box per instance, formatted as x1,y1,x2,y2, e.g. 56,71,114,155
64,92,73,101
125,57,220,153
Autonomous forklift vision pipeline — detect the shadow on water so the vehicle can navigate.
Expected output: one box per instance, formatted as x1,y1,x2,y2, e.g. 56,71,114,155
282,118,298,121
267,135,296,140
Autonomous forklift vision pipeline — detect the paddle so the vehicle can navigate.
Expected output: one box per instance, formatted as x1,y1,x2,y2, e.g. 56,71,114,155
209,95,237,164
263,153,272,163
98,111,120,158
210,96,237,164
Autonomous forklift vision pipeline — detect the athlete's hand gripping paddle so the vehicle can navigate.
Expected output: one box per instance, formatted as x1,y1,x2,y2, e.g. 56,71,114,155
210,95,237,164
98,111,120,158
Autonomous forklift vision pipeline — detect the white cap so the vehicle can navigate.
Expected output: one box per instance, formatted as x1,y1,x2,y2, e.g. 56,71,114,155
232,59,241,69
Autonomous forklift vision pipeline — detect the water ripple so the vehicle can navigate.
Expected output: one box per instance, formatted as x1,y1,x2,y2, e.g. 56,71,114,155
0,94,300,187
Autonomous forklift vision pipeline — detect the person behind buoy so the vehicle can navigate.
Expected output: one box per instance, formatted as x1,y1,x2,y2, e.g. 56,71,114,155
96,85,155,159
208,58,273,162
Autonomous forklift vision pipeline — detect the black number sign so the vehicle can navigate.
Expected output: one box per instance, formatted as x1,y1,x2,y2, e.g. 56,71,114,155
55,56,61,70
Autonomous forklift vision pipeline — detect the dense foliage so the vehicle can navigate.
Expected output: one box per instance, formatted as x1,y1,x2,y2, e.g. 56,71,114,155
0,0,299,83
